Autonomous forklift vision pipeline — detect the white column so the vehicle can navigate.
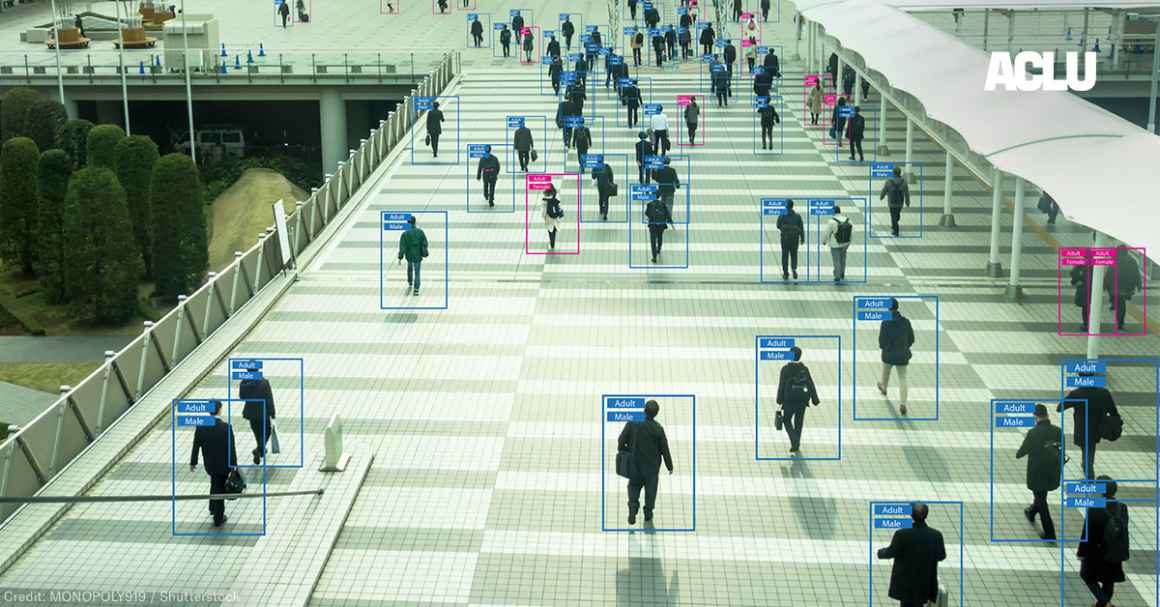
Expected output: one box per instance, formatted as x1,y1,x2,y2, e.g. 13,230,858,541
876,94,889,155
983,9,990,51
904,118,915,183
1005,177,1026,301
1081,7,1090,51
1007,9,1015,53
939,151,956,227
1112,10,1125,70
320,90,348,173
853,72,862,105
1086,232,1110,359
986,168,1004,277
836,58,844,99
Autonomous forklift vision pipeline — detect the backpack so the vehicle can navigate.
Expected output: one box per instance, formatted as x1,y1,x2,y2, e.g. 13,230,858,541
835,218,852,244
1102,505,1130,563
548,200,564,219
786,364,811,403
1100,413,1124,442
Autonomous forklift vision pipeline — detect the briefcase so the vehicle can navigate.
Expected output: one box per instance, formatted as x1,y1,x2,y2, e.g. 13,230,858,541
774,409,783,431
224,469,247,497
615,449,633,479
530,149,538,162
609,182,619,197
926,586,948,607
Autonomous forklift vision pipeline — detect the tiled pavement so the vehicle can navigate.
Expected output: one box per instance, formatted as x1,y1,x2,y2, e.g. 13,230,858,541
1,5,1159,607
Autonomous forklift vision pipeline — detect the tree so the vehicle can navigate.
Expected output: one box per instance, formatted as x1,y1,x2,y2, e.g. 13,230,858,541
86,124,125,170
24,98,68,152
114,135,159,275
35,150,73,302
0,137,41,274
57,119,93,166
0,88,41,143
150,154,207,299
63,167,142,323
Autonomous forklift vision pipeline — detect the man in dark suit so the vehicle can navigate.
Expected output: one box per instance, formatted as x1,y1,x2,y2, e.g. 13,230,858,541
475,145,500,206
190,400,238,527
1015,404,1062,540
1077,476,1129,607
847,105,866,162
1059,374,1119,479
776,199,804,281
617,400,674,525
240,376,276,465
776,346,820,454
876,502,947,607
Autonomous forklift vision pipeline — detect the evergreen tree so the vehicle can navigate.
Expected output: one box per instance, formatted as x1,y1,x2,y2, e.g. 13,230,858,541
63,168,142,323
86,124,125,170
0,137,41,274
0,88,42,143
57,119,94,166
150,154,207,299
114,135,160,275
35,150,73,302
24,98,68,152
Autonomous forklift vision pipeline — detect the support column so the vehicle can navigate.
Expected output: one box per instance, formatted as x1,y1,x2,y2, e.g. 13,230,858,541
904,118,915,183
939,151,956,227
61,93,79,121
793,14,803,61
1007,10,1015,53
320,90,348,174
986,168,1004,277
836,59,844,100
876,94,889,156
983,9,990,51
806,21,814,72
1111,10,1124,70
1005,177,1026,301
1081,7,1090,51
854,73,862,106
1086,232,1110,359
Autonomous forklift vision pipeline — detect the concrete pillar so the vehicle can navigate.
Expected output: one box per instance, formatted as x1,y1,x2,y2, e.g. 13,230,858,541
904,119,915,183
983,9,990,51
986,168,1004,277
939,151,956,227
876,94,889,156
793,14,803,61
854,73,862,106
1005,177,1026,301
1007,10,1015,53
806,21,814,71
1112,10,1125,69
320,90,348,174
1086,232,1110,359
1081,7,1090,52
836,59,844,100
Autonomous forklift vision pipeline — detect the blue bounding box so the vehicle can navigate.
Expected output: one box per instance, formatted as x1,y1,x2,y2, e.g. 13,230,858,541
227,357,306,469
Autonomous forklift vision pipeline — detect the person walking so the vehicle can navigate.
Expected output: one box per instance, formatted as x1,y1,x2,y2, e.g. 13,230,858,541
189,400,238,528
776,199,804,280
1077,476,1130,607
876,298,914,416
631,30,645,66
684,97,700,145
546,33,561,59
758,102,779,150
397,215,429,295
571,120,593,167
807,82,823,125
575,54,590,87
723,39,738,78
699,23,715,56
649,106,670,155
278,0,291,27
426,101,445,158
732,0,743,20
514,123,534,172
1059,374,1119,479
1104,250,1141,331
1016,404,1062,541
645,195,673,262
644,5,661,30
652,156,681,218
776,346,820,454
618,400,673,525
628,0,639,21
879,166,910,236
678,25,692,60
635,132,654,184
239,375,276,465
562,16,575,50
665,27,677,59
821,204,853,281
470,18,484,48
761,0,771,21
1070,264,1092,332
437,0,448,13
475,145,500,207
540,184,564,249
549,56,563,95
847,105,866,161
556,98,579,148
830,96,847,148
500,25,512,58
875,503,947,607
744,38,757,73
713,64,731,107
652,31,666,67
763,47,781,77
754,68,774,99
827,52,839,83
511,12,525,45
625,80,643,128
591,158,616,221
1038,191,1060,225
522,31,535,62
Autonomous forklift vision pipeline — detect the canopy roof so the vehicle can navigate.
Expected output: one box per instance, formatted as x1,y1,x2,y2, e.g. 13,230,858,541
885,0,1160,9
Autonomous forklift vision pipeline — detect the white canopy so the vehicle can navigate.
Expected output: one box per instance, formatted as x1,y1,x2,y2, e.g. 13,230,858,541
885,0,1160,9
798,0,1160,255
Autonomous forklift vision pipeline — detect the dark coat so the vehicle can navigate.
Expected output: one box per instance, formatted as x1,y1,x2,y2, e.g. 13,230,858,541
1070,265,1090,307
1104,252,1141,298
511,15,524,32
471,21,483,37
1077,503,1128,584
724,44,737,64
546,38,560,58
555,100,578,128
652,166,680,196
562,21,575,37
571,126,592,150
624,85,642,108
397,226,429,263
762,52,780,75
514,126,534,152
239,378,276,420
878,313,915,366
699,27,715,46
592,163,615,194
1059,388,1118,447
645,198,671,227
877,521,947,604
618,419,674,475
500,29,512,45
776,210,804,245
754,71,773,97
635,140,654,164
712,70,731,93
1015,419,1063,492
426,109,444,135
476,154,500,180
190,418,238,475
847,113,865,141
776,361,819,411
880,176,910,207
549,61,562,84
759,106,779,128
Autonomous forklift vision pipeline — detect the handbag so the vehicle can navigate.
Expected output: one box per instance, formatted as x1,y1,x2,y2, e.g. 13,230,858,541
224,469,247,495
775,409,784,430
609,182,619,197
424,134,430,146
530,148,538,162
615,449,633,478
269,422,281,455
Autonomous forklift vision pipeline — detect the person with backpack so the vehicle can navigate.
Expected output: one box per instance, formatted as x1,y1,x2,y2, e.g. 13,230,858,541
591,158,616,221
514,123,535,172
775,346,820,454
1077,476,1129,607
396,215,429,295
847,105,866,162
776,199,804,280
562,16,575,50
757,102,779,150
425,101,445,158
1037,191,1060,225
821,204,852,281
475,145,500,207
876,298,915,416
876,502,947,607
683,97,700,145
1015,404,1062,540
470,18,484,48
645,194,673,262
539,184,564,250
830,97,848,148
499,25,512,58
699,24,716,56
1104,249,1141,331
631,30,645,66
635,132,654,184
879,166,910,236
1059,373,1120,479
617,399,674,525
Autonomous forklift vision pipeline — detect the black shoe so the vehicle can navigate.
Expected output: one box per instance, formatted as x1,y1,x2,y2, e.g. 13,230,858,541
252,452,261,465
1039,531,1056,541
628,512,637,525
1024,506,1036,523
651,256,657,263
213,515,228,528
413,289,419,296
792,271,798,279
644,514,653,522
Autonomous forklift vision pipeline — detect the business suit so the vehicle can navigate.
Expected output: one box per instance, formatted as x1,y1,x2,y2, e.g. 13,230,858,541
1059,388,1118,478
776,210,804,279
876,521,947,606
476,153,500,205
617,419,674,521
240,378,276,464
1015,418,1062,538
190,418,238,525
514,127,534,172
776,361,820,451
1077,503,1128,606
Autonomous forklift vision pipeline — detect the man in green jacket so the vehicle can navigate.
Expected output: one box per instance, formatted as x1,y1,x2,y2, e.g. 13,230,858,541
397,216,429,296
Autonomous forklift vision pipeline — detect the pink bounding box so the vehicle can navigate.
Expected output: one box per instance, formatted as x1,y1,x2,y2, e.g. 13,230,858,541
676,93,707,147
1057,246,1148,337
524,172,582,255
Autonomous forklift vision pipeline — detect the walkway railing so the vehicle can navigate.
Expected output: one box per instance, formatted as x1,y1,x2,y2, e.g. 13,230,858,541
0,50,460,524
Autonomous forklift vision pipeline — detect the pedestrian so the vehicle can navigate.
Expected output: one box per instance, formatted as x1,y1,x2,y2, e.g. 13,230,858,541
540,184,564,249
1016,404,1062,541
827,52,839,83
278,0,291,27
632,30,645,66
724,39,737,78
522,30,535,62
625,80,642,128
239,375,276,465
830,97,847,148
847,105,866,161
571,120,592,167
568,81,587,114
754,68,773,98
189,399,238,528
575,54,589,87
665,27,677,59
618,399,673,525
512,12,525,45
1103,249,1140,331
713,65,731,107
296,0,308,22
1070,264,1092,332
763,47,781,77
1077,476,1129,607
549,56,563,95
653,156,681,218
649,106,671,155
684,97,700,144
879,166,910,236
808,82,823,125
397,215,428,295
821,204,852,281
635,132,654,184
876,298,914,416
1037,191,1059,225
861,76,871,100
875,503,947,607
425,101,444,158
732,0,743,21
514,123,535,172
699,24,715,56
562,16,575,50
604,50,616,88
547,36,561,61
437,0,447,14
652,32,665,67
475,145,500,207
591,158,616,221
500,25,512,58
645,189,673,262
678,26,692,59
1059,372,1120,479
758,101,779,150
776,199,804,280
470,18,484,48
628,0,639,21
556,97,578,148
761,0,771,21
744,38,757,73
645,5,661,30
843,68,855,97
952,7,965,31
776,346,820,454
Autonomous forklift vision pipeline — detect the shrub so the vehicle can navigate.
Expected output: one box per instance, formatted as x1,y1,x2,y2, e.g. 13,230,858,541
0,137,41,274
57,119,94,166
86,124,125,170
35,150,74,302
24,98,67,152
0,88,42,143
114,135,160,275
150,154,207,299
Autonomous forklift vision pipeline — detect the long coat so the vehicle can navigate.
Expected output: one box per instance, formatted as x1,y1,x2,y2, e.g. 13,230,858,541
877,521,947,604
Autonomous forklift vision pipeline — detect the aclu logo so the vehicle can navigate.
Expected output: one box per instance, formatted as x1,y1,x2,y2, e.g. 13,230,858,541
984,51,1097,92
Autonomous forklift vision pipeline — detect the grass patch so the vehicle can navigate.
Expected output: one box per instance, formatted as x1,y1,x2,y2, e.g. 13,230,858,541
0,361,103,393
0,266,174,336
208,168,305,271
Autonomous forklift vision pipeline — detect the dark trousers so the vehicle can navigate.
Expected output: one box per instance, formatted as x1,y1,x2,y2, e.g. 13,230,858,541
482,176,497,203
627,470,660,518
1030,489,1056,537
760,123,774,148
562,127,572,147
633,48,642,66
472,34,482,47
783,406,806,450
517,150,530,172
552,80,560,95
781,241,799,277
1046,201,1059,223
430,133,441,157
502,42,510,57
628,105,639,127
649,225,665,256
565,35,573,50
762,6,769,20
652,129,670,154
407,260,422,290
547,227,557,248
575,146,589,166
686,121,697,144
889,205,902,236
702,43,712,56
605,70,612,88
247,416,269,460
726,62,734,78
629,5,637,19
849,137,864,160
717,90,728,107
637,162,649,184
810,112,819,125
1081,440,1098,478
598,192,610,217
680,43,690,59
746,57,755,73
1081,563,1115,607
208,473,228,523
1111,295,1129,328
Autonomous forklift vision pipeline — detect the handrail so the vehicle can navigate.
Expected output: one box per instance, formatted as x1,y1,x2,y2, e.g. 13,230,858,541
0,50,460,525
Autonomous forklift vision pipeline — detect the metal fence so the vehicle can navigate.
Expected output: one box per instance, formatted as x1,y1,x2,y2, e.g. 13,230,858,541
0,50,460,524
